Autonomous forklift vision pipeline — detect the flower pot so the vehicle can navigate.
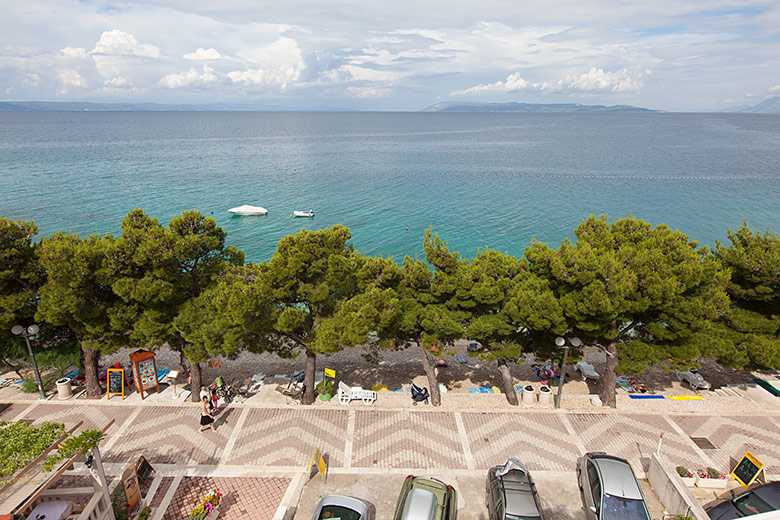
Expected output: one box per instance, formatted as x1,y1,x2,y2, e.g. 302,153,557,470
319,393,332,402
680,476,695,487
695,475,728,488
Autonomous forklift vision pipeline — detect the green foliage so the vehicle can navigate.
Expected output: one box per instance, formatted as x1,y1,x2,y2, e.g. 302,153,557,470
42,429,105,471
0,421,65,483
0,217,43,347
715,223,780,369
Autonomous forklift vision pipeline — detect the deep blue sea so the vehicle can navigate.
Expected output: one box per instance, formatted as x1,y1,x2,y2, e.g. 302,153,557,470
1,112,779,262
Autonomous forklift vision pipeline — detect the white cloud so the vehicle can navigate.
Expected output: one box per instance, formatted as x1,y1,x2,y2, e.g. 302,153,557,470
57,70,87,93
453,67,649,96
227,37,305,89
92,30,160,58
159,65,218,88
25,73,40,86
183,48,222,60
769,84,780,93
346,86,392,98
104,76,130,88
59,47,88,59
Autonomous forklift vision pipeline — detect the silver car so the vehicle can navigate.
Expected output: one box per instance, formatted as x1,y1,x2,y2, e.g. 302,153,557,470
486,458,544,520
311,495,370,520
576,453,651,520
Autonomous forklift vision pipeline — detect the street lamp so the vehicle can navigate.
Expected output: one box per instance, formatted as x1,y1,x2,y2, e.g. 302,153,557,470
11,324,46,400
554,335,582,409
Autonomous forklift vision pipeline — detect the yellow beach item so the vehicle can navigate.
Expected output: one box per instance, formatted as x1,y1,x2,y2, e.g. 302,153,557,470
492,386,501,393
668,395,703,400
372,384,388,392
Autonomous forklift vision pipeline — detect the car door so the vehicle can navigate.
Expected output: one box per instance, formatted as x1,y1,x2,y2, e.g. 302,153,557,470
586,461,602,518
486,472,502,519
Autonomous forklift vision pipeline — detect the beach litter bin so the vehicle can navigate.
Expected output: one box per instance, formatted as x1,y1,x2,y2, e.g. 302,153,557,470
538,385,552,408
522,385,536,408
56,377,72,400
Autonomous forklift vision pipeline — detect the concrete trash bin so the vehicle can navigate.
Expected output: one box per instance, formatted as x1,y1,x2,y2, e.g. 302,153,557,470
521,385,536,408
56,378,72,400
538,385,552,408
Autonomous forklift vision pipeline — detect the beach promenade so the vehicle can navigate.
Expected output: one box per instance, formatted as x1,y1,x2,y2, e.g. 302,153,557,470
1,382,779,520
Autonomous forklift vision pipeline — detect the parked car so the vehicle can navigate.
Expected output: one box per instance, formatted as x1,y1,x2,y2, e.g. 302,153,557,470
576,452,651,520
393,475,457,520
311,494,370,520
706,482,780,519
486,458,544,520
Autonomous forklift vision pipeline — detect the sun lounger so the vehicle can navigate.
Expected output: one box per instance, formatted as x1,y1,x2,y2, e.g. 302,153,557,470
752,377,780,397
575,361,600,380
338,380,377,405
248,374,265,393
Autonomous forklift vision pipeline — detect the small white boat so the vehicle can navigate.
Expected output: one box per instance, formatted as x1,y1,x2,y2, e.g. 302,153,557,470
292,210,315,218
228,204,268,216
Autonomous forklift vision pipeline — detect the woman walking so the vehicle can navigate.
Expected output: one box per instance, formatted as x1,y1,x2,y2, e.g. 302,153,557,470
199,395,216,433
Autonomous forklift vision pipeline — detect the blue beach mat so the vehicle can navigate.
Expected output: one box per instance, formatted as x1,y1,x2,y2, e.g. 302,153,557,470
468,388,480,393
156,369,170,381
64,369,79,379
628,394,665,399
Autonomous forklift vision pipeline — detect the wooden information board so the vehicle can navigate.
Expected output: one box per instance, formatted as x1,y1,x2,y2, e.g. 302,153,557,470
106,368,125,400
129,350,159,400
731,451,765,487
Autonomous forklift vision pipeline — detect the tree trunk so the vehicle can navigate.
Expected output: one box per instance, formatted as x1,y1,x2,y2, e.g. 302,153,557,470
190,361,202,402
418,341,441,406
81,343,102,398
302,348,316,405
497,358,518,406
599,340,619,408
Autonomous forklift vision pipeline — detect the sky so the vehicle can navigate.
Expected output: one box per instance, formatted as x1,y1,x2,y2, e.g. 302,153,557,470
1,0,779,111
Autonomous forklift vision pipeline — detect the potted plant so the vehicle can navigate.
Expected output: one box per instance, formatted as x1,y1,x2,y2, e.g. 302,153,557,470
190,488,222,520
695,467,728,489
316,380,333,401
676,466,695,486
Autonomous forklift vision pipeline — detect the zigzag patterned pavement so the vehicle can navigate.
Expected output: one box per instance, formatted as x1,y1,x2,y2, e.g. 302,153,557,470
12,403,133,441
104,405,239,465
226,408,348,467
671,414,780,474
351,410,465,469
567,413,704,472
463,411,581,471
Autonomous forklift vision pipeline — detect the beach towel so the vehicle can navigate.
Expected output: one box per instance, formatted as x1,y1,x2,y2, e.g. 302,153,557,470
668,395,703,400
468,388,480,393
479,387,489,393
0,378,21,388
515,385,524,394
491,386,501,393
753,377,780,397
372,384,388,392
457,354,467,363
64,369,79,379
628,394,665,399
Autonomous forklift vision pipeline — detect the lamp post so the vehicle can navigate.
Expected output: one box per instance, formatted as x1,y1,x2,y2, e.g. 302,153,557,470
554,335,582,409
11,324,46,400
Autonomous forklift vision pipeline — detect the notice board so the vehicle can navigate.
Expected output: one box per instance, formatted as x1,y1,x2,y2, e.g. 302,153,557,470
107,368,125,400
135,455,154,484
731,451,764,487
129,349,159,400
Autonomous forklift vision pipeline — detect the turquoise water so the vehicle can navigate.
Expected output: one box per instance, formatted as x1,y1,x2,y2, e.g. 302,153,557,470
1,112,779,262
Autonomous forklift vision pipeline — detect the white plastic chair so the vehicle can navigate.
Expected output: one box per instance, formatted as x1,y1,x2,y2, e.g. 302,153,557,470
338,380,377,405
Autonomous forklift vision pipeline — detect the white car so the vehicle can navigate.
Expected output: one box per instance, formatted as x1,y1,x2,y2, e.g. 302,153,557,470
311,495,370,520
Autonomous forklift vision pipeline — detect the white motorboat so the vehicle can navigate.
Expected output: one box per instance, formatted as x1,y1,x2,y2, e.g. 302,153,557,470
292,210,315,217
228,204,268,216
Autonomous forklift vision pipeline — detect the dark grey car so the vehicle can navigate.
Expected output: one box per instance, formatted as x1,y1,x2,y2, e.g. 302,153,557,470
706,482,780,519
486,458,544,520
576,452,651,520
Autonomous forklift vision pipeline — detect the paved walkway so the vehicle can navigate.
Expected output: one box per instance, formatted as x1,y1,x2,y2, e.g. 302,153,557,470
2,390,779,519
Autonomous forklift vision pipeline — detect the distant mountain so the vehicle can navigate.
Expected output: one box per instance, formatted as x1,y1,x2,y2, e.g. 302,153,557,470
737,96,780,114
0,101,260,112
422,101,659,113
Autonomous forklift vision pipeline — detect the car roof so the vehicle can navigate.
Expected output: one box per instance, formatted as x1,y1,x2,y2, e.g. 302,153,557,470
316,495,369,516
497,468,542,518
592,457,643,500
402,487,437,520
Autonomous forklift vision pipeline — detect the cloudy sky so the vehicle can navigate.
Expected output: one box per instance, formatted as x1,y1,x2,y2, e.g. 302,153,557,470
2,0,779,111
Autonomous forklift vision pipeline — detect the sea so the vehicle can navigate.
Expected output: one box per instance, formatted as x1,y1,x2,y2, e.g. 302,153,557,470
1,111,779,263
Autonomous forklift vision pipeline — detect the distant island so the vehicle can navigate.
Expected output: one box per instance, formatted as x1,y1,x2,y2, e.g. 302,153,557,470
0,101,252,112
736,96,780,114
422,102,659,113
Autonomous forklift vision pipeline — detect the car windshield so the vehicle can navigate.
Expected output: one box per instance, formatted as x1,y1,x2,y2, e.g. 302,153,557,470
601,494,650,520
734,492,775,515
505,515,542,520
318,505,361,520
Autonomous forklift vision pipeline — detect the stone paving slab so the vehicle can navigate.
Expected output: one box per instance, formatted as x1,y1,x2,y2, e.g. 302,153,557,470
352,410,465,469
104,405,239,465
462,411,581,471
0,402,28,421
671,414,780,474
227,408,348,467
12,403,133,441
567,413,705,473
162,476,290,520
